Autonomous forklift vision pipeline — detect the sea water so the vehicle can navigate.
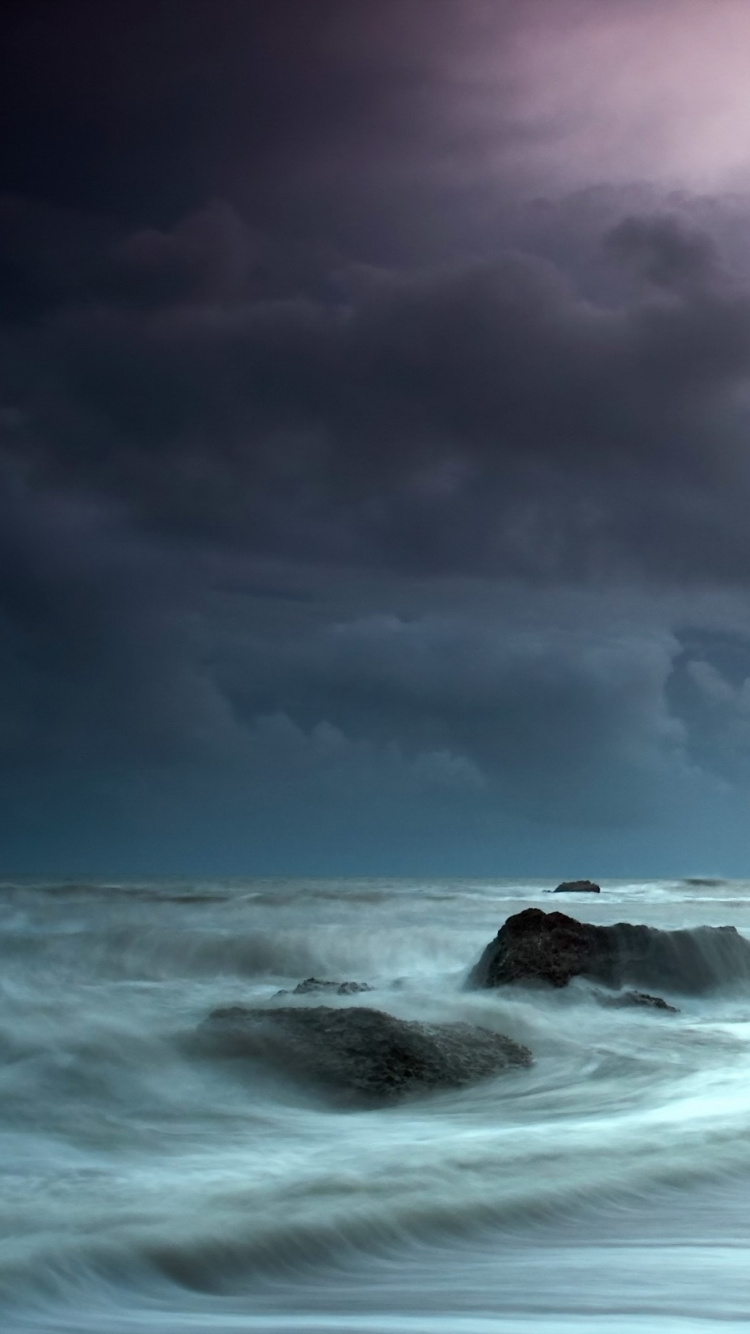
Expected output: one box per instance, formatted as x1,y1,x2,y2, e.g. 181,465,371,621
2,876,750,1333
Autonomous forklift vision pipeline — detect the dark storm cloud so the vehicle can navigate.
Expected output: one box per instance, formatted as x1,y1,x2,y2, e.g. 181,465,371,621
6,0,701,259
0,463,233,767
6,203,750,586
0,0,507,237
4,0,750,870
92,203,258,311
606,214,719,291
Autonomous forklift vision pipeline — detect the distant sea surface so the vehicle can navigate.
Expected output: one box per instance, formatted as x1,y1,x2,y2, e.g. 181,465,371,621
3,875,750,1333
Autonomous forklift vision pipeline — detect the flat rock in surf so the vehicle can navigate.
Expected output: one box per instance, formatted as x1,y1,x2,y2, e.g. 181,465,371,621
553,879,601,893
199,1004,532,1104
275,977,373,997
468,907,750,995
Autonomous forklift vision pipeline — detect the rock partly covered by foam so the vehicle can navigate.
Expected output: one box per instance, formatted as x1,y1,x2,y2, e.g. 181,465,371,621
275,977,373,997
199,1004,532,1103
467,907,750,995
553,879,601,893
591,988,679,1013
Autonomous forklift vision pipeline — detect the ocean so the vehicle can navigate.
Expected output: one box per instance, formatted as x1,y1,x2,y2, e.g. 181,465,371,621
2,875,750,1333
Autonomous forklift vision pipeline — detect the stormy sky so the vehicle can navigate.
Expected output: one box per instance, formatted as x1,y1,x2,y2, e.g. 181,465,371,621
5,0,750,876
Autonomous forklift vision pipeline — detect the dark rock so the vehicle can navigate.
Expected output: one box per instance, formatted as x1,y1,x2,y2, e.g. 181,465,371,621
275,976,373,998
553,879,601,893
467,907,750,995
469,909,607,989
198,1004,532,1104
592,988,679,1013
293,977,371,996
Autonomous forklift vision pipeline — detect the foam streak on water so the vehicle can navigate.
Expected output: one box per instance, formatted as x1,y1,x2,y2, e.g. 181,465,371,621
3,876,750,1333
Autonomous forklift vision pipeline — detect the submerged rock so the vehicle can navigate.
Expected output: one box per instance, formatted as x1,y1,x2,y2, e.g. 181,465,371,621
275,977,373,998
199,1004,532,1104
468,907,750,995
553,879,601,894
592,988,679,1013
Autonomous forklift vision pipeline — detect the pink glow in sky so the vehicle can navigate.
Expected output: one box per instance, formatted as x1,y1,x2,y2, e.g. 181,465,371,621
470,0,750,192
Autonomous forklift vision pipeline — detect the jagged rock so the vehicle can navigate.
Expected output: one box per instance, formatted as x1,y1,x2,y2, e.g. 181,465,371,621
467,907,750,995
553,879,601,893
469,909,609,989
198,1004,532,1104
275,976,373,998
592,988,679,1013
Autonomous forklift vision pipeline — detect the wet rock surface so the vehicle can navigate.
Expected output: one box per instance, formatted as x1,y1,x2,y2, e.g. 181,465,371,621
199,1004,532,1103
592,988,679,1013
275,977,373,997
468,907,750,995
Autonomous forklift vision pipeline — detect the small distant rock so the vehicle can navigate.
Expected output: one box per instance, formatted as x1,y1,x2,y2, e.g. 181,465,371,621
553,879,601,894
275,977,373,998
198,1004,532,1104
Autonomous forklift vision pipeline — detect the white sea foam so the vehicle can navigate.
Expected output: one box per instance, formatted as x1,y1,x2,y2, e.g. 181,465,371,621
3,877,750,1332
